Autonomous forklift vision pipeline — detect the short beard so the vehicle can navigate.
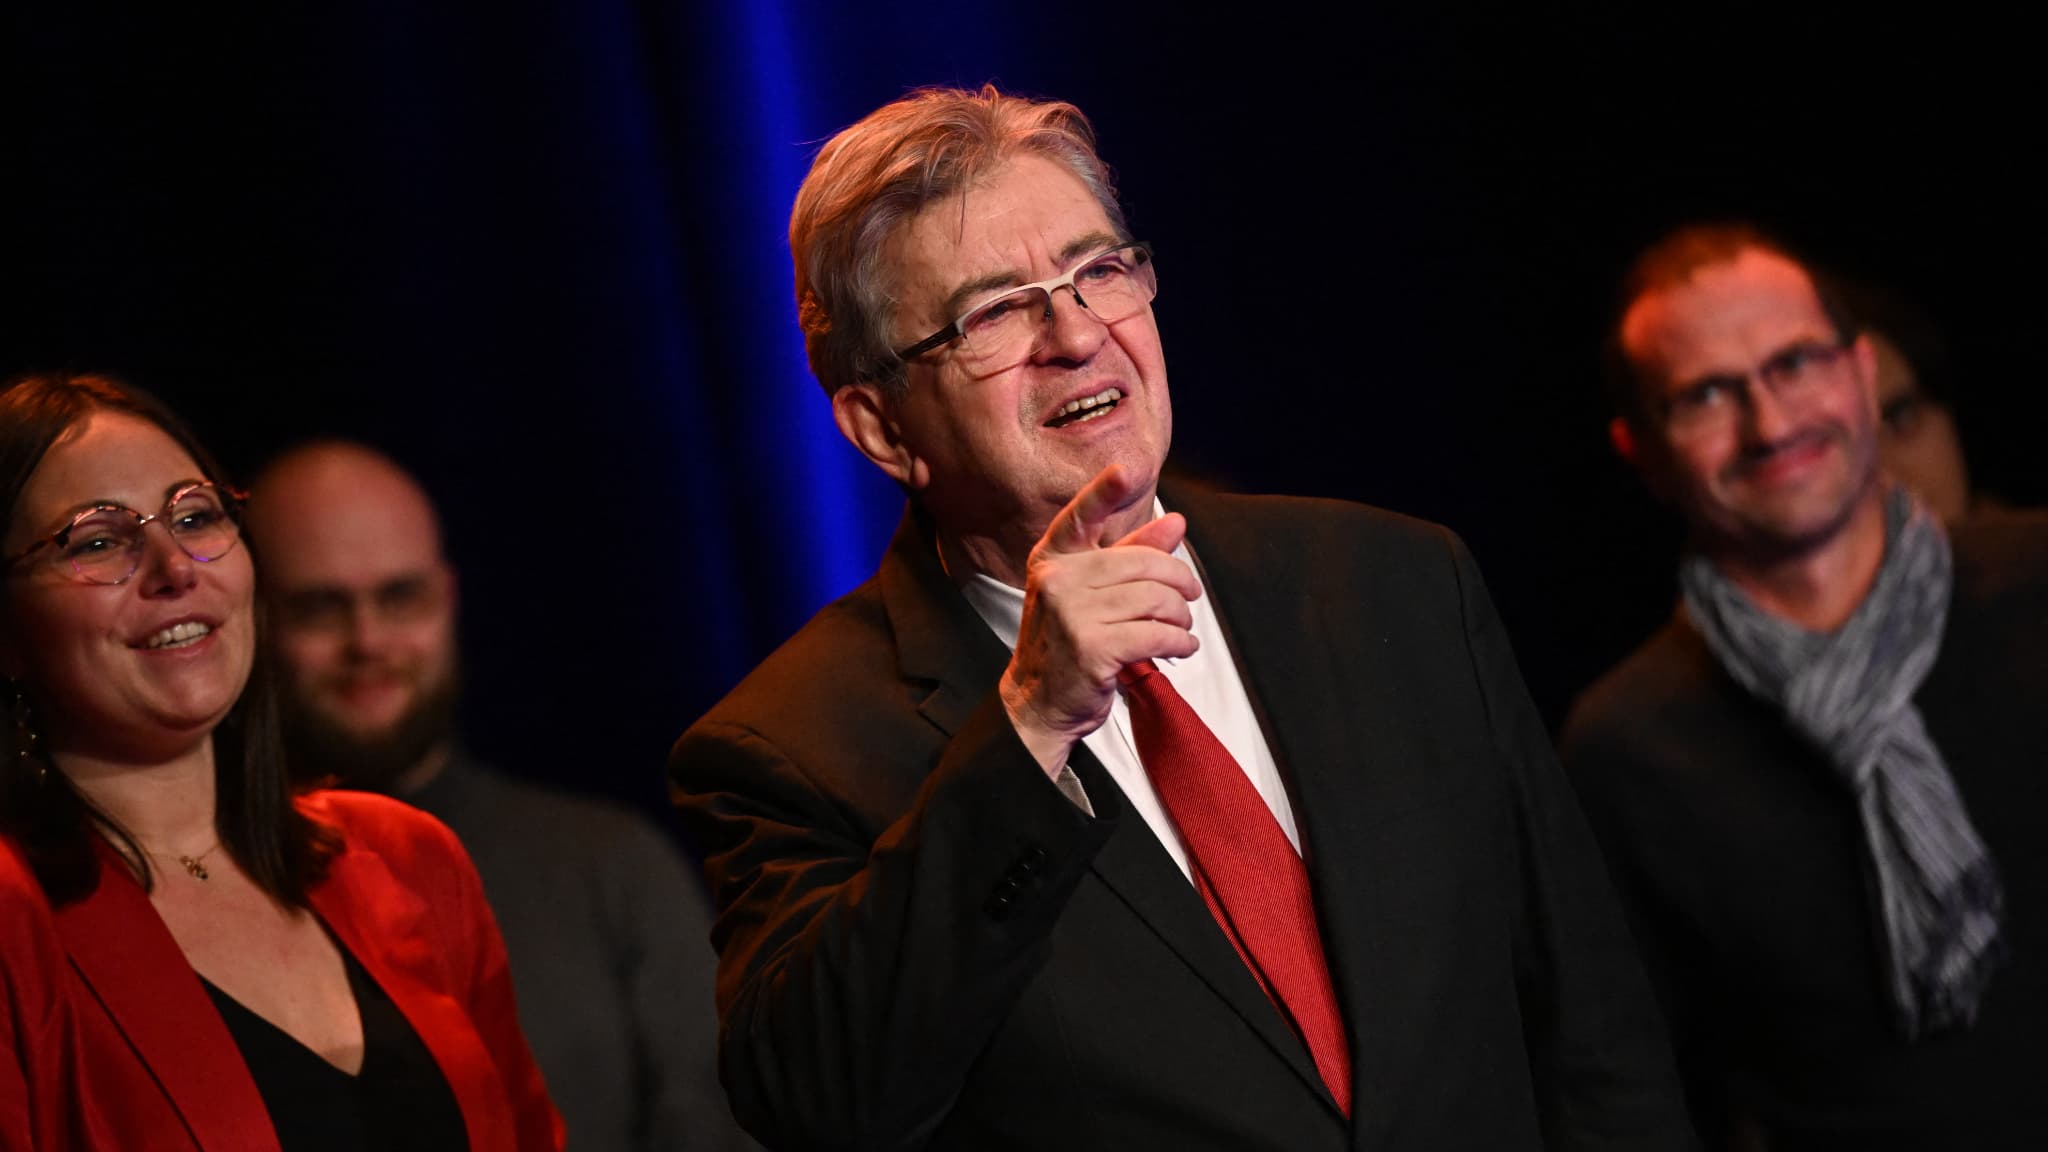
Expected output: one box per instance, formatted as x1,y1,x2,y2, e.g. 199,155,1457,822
281,664,461,796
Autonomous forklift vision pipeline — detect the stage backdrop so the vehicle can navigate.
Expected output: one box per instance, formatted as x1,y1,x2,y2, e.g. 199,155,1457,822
6,3,2040,832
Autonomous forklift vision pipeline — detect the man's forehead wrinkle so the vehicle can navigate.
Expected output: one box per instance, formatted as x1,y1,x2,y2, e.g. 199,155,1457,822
1059,230,1120,265
897,157,1122,328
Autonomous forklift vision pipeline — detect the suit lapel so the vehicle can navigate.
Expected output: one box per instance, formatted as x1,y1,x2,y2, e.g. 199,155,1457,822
1174,483,1442,1135
53,846,280,1152
1067,746,1341,1115
878,504,1017,737
881,497,1343,1119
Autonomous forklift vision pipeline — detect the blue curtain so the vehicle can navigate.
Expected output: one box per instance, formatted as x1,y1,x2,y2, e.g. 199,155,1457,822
5,2,2038,812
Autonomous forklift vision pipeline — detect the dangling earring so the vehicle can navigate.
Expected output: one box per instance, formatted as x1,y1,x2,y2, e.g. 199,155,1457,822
9,680,43,785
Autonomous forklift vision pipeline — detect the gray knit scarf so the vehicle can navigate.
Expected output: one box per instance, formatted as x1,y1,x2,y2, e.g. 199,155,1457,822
1680,488,2005,1039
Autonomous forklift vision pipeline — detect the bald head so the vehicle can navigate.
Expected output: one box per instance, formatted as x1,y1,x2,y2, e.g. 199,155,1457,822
246,441,460,792
247,441,444,576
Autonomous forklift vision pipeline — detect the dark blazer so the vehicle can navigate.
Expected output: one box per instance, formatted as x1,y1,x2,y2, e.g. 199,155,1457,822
1561,511,2048,1150
673,485,1692,1152
0,790,564,1152
410,755,757,1152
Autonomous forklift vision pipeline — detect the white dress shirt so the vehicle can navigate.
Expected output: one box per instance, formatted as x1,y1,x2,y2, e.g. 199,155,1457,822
956,505,1301,878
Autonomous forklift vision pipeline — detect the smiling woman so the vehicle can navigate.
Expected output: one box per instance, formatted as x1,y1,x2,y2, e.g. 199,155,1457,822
0,373,562,1151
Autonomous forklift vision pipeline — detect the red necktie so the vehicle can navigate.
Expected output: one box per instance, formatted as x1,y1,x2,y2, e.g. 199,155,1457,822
1118,660,1352,1117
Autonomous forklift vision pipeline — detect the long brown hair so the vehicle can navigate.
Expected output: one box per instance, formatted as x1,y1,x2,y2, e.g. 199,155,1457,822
0,372,337,905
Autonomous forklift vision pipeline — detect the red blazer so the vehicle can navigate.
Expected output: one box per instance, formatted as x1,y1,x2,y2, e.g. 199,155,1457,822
0,790,564,1152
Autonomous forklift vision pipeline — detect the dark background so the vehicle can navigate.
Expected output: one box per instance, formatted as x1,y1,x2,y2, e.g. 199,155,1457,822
6,4,2041,834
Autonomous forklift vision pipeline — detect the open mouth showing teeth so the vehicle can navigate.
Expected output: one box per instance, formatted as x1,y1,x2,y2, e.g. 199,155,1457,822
142,622,212,650
1046,387,1123,428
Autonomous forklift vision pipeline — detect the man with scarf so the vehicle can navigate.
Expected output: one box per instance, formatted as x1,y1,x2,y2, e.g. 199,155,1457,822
1562,223,2048,1150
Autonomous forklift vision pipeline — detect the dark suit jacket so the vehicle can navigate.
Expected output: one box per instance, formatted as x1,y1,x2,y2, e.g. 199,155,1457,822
1561,511,2048,1150
673,485,1691,1152
0,790,563,1151
411,756,758,1152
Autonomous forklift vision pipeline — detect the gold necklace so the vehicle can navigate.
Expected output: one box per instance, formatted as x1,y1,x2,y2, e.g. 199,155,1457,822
146,840,224,881
176,843,222,881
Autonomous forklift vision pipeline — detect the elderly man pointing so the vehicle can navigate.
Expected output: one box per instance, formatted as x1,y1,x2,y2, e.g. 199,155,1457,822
673,85,1690,1152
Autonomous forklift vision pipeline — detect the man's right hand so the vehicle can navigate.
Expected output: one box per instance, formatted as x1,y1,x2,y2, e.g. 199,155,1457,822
999,464,1203,775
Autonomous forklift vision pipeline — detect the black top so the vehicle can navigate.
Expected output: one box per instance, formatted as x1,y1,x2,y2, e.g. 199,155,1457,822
200,947,469,1152
1562,510,2048,1150
407,754,754,1152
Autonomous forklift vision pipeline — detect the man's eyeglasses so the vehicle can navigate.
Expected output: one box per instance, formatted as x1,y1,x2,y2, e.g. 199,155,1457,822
894,242,1156,376
1657,338,1855,437
6,481,246,586
271,573,448,637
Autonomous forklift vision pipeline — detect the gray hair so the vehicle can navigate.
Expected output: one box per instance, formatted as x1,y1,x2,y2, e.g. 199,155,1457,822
790,85,1129,399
